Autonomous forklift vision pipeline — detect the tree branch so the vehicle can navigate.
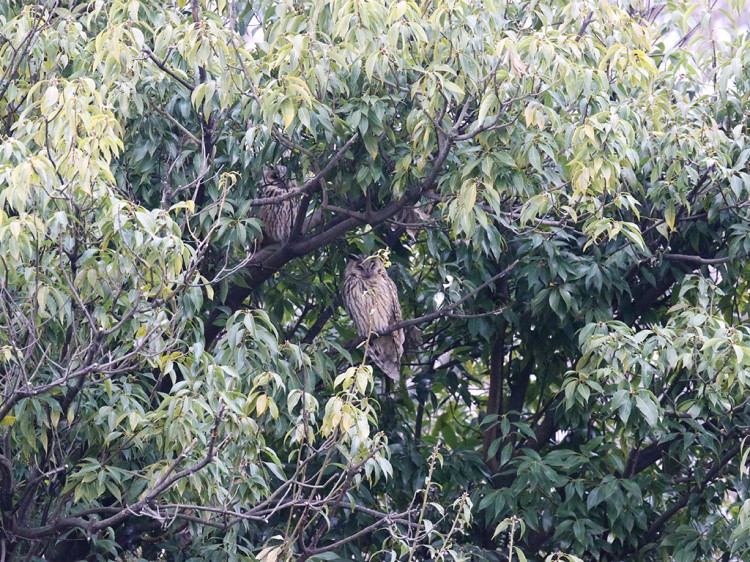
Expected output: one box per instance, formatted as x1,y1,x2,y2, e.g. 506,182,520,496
0,454,12,511
301,302,338,344
245,134,359,207
662,253,731,266
575,11,595,41
635,441,741,552
358,259,519,339
143,48,194,91
296,510,413,562
12,406,225,540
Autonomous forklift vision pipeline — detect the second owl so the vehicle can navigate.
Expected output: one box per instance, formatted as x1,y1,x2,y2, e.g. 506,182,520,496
343,256,404,381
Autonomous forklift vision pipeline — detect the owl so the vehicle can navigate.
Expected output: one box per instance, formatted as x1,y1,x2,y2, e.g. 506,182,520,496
259,165,298,243
342,256,404,380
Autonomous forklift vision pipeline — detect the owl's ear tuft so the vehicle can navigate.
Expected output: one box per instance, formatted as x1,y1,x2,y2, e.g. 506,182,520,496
347,253,361,262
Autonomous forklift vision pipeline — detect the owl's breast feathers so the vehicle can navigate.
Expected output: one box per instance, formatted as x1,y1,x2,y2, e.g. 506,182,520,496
344,274,402,338
343,275,376,337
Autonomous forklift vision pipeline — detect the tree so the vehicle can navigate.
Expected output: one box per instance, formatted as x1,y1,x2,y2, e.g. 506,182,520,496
2,0,750,560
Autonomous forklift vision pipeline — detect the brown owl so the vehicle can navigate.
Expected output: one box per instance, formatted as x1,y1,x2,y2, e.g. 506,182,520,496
342,256,404,380
259,165,298,243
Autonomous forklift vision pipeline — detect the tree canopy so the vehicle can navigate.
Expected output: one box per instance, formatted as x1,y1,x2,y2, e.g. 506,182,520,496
2,0,750,560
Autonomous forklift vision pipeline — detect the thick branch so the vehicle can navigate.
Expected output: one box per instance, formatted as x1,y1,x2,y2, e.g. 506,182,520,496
0,454,12,511
623,441,672,478
483,336,506,472
301,303,338,344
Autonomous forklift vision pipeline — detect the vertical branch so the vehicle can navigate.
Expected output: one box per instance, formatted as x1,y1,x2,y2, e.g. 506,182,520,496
508,357,533,416
414,400,425,441
483,332,505,472
228,0,237,31
191,0,216,209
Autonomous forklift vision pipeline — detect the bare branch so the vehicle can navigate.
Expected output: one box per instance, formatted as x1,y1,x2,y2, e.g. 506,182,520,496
147,99,201,145
575,11,595,41
663,253,731,266
364,260,519,338
142,48,194,91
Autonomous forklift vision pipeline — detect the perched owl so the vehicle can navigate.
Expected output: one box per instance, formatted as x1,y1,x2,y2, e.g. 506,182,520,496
342,256,404,381
259,165,298,243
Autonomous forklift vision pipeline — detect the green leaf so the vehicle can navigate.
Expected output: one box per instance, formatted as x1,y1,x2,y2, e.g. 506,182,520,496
363,134,379,160
635,393,660,427
477,92,497,125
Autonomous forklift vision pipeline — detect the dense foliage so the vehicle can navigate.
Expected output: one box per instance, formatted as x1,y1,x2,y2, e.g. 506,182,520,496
2,0,750,560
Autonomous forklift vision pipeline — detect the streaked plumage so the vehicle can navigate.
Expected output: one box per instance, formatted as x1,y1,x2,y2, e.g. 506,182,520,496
342,256,404,380
259,165,298,243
